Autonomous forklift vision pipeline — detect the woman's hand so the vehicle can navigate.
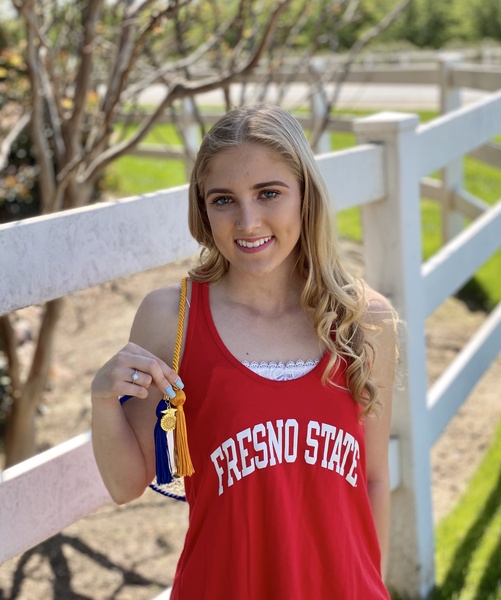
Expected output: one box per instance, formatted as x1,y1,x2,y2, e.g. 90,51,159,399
91,341,184,404
91,285,186,503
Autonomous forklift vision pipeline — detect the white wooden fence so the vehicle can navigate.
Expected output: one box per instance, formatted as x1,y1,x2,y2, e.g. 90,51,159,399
1,65,501,598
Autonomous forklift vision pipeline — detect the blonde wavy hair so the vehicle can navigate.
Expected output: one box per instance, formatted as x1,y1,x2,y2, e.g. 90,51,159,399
188,103,378,416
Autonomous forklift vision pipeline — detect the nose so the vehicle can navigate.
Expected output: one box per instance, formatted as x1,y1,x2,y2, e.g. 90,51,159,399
236,202,261,232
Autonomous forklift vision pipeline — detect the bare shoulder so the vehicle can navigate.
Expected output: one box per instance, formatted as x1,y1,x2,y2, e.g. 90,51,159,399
358,284,398,366
130,283,185,364
361,285,397,404
361,284,397,331
363,284,393,314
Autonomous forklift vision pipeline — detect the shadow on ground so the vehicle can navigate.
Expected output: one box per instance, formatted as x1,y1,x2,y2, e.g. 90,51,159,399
0,534,166,600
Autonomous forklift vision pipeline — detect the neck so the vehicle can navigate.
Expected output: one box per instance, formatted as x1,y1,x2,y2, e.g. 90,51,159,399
217,267,304,317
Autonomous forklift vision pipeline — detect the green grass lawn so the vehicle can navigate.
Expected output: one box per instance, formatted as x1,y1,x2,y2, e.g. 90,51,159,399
105,154,186,197
428,418,501,600
390,419,501,600
105,123,187,196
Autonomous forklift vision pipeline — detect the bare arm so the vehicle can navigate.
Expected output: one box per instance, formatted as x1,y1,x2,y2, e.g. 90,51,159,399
91,285,183,504
363,292,397,579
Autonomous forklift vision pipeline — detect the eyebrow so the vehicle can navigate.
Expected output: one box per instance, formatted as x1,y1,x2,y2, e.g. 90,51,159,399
206,180,291,196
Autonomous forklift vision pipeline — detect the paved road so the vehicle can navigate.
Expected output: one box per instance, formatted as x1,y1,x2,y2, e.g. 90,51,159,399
138,82,489,112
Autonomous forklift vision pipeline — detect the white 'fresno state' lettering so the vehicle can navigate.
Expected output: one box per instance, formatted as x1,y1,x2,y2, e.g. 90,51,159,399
211,419,299,495
252,423,268,468
236,428,255,477
345,438,360,486
211,419,360,495
221,438,242,487
284,419,298,463
210,447,225,496
320,423,337,468
267,420,283,466
304,421,320,465
304,421,360,487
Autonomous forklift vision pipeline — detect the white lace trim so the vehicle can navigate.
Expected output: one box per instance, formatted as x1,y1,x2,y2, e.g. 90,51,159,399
242,358,321,381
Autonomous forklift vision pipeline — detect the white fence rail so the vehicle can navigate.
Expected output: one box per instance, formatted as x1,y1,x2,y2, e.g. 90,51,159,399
1,76,501,600
1,433,110,562
0,188,198,313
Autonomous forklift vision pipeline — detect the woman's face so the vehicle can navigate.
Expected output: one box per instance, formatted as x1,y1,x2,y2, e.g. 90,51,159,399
203,143,302,280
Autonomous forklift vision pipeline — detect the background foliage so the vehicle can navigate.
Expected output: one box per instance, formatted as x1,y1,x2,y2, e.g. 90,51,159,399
368,0,501,48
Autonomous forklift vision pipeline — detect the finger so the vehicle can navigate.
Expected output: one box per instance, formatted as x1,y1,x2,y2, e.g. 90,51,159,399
137,357,184,398
114,362,160,400
127,367,153,388
117,349,184,398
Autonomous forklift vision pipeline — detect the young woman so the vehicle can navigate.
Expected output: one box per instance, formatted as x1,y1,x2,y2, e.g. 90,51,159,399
92,104,396,598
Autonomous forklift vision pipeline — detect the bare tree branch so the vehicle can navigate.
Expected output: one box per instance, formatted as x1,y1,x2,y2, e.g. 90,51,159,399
226,0,251,72
0,111,31,172
93,1,186,156
268,0,323,107
100,22,136,115
38,48,65,165
344,0,413,58
67,0,104,143
79,0,293,181
105,1,187,111
127,0,179,19
309,0,413,146
23,1,57,213
15,0,67,155
340,0,360,27
123,9,248,101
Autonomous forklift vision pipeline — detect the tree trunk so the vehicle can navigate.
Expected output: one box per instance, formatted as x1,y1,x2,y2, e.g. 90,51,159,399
4,297,64,468
4,392,38,466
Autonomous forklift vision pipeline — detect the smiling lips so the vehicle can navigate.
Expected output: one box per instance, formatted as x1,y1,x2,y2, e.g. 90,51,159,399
235,236,273,251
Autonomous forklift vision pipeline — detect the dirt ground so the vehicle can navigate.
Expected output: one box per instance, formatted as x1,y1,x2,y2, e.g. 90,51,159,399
1,242,500,600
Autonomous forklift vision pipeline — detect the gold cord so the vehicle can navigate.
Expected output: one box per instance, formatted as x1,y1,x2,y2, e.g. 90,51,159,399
172,277,187,372
166,277,194,477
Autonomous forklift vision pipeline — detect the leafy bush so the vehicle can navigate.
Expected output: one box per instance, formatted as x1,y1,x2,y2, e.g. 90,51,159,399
382,0,458,48
471,0,501,42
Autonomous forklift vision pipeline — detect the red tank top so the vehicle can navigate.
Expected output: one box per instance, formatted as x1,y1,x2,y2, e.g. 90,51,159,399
171,281,389,599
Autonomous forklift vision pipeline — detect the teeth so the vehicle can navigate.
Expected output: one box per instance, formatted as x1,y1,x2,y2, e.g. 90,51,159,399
236,236,272,248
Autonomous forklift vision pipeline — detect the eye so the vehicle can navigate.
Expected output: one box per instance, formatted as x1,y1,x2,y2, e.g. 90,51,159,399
210,195,233,206
260,189,279,200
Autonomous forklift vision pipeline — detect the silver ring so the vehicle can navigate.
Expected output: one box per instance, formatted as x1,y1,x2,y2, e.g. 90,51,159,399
131,369,139,383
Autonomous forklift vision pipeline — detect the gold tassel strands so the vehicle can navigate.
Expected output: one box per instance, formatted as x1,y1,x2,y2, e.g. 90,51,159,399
161,277,194,478
169,387,194,477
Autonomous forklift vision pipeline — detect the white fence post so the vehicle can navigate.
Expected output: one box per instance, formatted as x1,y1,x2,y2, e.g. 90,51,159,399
354,113,434,599
438,53,465,241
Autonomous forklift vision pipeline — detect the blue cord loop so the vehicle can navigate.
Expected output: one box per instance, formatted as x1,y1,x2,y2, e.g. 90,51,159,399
120,394,185,499
154,398,174,485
